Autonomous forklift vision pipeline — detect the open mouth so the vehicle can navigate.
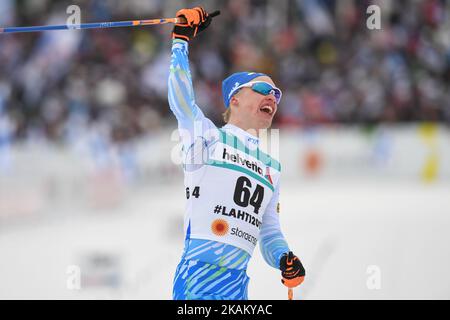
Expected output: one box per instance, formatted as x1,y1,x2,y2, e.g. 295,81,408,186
259,105,275,116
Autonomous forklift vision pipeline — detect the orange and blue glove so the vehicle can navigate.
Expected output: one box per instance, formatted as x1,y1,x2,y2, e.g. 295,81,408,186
172,7,212,42
280,251,305,288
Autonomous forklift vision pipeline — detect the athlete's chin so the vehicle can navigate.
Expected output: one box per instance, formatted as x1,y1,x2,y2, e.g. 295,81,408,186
256,118,273,129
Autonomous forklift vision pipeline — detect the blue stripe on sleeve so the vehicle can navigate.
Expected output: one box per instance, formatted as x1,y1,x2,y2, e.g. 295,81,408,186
259,183,289,269
168,39,199,126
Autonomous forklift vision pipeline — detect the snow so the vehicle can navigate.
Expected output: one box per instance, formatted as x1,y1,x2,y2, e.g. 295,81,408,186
0,180,449,299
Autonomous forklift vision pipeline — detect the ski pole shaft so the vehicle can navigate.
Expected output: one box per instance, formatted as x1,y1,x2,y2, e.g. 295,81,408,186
0,10,220,34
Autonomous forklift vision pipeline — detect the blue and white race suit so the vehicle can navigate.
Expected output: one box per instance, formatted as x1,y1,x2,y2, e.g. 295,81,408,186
169,39,290,300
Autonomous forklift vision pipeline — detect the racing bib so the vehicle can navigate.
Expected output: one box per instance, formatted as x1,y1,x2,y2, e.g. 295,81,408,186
184,129,281,254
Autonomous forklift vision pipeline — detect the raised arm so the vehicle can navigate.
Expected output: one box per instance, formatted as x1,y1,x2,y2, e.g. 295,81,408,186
168,39,201,127
167,8,218,149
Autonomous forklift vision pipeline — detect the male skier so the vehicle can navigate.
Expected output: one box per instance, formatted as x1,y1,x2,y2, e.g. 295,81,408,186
168,7,305,300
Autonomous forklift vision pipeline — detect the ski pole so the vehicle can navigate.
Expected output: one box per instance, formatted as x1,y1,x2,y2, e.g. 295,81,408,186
0,10,220,34
288,288,293,300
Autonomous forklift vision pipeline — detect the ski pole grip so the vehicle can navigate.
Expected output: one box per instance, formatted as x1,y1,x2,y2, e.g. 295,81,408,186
175,10,220,24
209,10,221,18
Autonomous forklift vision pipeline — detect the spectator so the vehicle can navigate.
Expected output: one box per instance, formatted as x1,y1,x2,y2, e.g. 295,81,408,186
0,0,449,144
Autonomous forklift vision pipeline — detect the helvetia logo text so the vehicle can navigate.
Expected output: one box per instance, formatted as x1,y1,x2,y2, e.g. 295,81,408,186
222,148,263,176
211,219,229,236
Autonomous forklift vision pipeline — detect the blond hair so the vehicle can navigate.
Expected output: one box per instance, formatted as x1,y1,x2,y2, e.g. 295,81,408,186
222,108,231,123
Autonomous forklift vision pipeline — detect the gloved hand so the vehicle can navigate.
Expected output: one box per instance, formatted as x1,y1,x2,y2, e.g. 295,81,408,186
172,7,212,42
280,251,305,288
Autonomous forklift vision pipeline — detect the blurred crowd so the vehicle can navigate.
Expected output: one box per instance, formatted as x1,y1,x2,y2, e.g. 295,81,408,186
0,0,450,145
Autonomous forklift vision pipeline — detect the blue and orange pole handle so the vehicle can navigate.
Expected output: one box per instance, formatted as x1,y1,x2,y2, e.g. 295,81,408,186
0,10,220,34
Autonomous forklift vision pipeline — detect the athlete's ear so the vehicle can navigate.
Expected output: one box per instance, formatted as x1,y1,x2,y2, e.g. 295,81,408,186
230,95,239,108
